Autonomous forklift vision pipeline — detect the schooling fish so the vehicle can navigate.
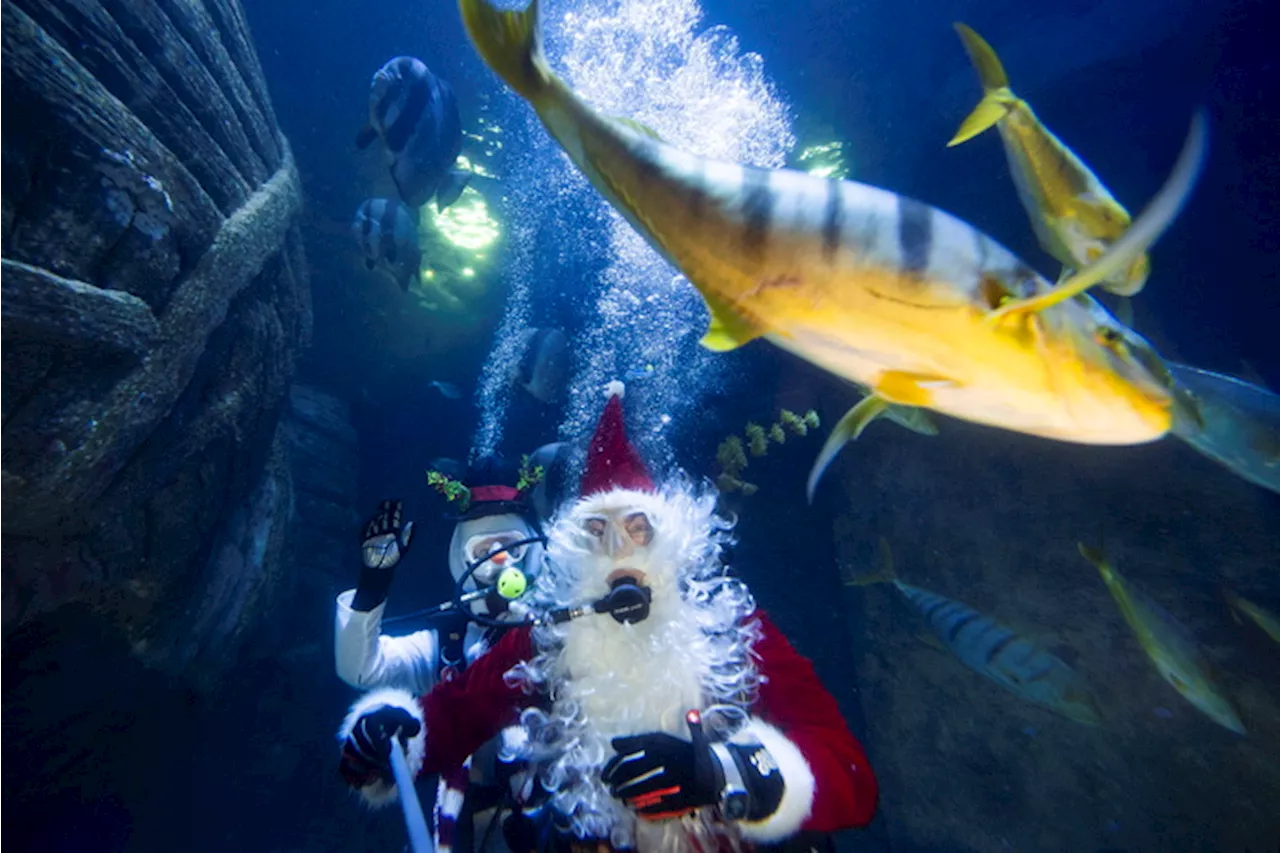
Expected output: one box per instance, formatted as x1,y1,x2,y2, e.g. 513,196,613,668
1078,543,1245,735
512,327,569,404
949,24,1148,298
850,539,1102,725
1223,588,1280,646
352,198,422,292
457,0,1203,503
357,57,471,211
1166,362,1280,495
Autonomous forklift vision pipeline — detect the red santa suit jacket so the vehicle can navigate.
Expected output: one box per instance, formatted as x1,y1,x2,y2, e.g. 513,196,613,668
342,611,878,841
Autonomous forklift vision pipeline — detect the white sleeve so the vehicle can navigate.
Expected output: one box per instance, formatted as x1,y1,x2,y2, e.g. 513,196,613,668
334,589,440,695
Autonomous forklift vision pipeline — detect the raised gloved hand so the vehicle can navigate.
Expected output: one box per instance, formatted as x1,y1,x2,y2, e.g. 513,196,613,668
352,499,414,611
601,712,785,822
361,499,414,570
338,703,423,789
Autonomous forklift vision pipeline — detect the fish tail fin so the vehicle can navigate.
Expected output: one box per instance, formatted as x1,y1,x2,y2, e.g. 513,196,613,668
844,537,899,587
948,23,1016,146
805,395,890,503
458,0,552,102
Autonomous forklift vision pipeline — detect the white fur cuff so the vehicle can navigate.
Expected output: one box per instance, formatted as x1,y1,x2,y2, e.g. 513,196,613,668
337,687,427,808
731,719,816,842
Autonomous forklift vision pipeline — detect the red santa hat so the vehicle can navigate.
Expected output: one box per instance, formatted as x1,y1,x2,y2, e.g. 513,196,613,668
580,381,655,496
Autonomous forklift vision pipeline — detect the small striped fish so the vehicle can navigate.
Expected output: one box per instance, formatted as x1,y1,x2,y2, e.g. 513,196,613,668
352,197,421,291
1079,544,1246,735
852,541,1102,725
458,0,1202,494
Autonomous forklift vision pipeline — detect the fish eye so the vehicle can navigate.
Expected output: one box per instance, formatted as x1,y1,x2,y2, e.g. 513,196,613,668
583,518,607,538
624,512,653,546
1094,325,1128,355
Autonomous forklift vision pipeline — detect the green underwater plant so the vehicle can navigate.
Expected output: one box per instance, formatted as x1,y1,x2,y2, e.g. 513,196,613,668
713,409,821,495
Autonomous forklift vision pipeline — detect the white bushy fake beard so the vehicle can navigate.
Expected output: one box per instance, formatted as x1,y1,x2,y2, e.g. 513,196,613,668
512,485,759,853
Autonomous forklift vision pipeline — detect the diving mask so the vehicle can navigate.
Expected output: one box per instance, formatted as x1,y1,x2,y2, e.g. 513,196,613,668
464,530,533,585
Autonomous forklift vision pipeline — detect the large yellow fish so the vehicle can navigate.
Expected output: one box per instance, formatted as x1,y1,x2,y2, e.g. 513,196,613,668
457,0,1202,496
1079,544,1245,735
949,23,1148,298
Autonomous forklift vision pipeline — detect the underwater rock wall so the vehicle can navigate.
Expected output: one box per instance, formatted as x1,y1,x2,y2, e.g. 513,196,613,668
283,385,361,602
1,0,310,678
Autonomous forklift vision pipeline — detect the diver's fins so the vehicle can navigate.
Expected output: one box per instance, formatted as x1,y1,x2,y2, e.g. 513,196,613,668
988,111,1208,322
436,169,472,211
806,395,891,503
355,124,378,150
948,24,1018,147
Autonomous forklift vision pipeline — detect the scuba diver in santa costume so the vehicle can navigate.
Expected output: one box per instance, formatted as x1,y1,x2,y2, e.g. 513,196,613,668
338,382,878,852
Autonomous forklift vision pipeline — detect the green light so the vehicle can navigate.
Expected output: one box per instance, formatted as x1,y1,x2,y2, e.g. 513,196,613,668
424,185,501,252
462,267,476,278
796,141,850,180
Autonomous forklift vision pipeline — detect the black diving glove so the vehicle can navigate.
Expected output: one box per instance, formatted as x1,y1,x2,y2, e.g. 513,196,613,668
602,712,784,822
352,499,414,610
338,704,422,789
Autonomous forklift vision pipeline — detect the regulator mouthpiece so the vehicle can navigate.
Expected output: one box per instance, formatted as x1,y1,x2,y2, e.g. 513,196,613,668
596,577,652,625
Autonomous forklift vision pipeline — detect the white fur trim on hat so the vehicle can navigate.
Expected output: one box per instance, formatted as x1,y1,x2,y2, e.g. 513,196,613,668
337,687,427,808
604,379,625,399
731,719,816,842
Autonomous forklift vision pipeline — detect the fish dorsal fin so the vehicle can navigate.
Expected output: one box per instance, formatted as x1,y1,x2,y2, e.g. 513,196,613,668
611,116,663,140
698,293,764,352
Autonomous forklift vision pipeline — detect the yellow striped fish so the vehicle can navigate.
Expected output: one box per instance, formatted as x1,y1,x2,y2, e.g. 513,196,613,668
851,540,1102,724
949,23,1148,298
1223,588,1280,645
1079,544,1246,735
457,0,1203,500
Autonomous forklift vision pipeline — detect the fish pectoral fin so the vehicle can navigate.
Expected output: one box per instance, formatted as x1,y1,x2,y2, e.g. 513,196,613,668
873,371,955,406
698,295,765,352
436,169,472,211
610,116,664,140
986,111,1207,324
805,395,891,503
355,124,378,150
